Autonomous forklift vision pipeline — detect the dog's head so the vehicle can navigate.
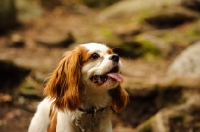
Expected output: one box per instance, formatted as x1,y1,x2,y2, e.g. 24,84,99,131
44,43,128,112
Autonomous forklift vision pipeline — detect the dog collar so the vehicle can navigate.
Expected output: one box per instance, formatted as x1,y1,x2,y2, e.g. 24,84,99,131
77,107,106,117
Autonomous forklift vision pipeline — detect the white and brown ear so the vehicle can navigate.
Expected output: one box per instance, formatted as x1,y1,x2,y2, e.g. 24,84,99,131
109,85,129,112
44,47,83,111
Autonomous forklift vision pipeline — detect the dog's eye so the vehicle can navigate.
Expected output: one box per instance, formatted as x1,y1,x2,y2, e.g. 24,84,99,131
90,53,100,59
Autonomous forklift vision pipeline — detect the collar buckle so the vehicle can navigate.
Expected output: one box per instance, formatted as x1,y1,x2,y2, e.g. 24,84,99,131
78,107,105,118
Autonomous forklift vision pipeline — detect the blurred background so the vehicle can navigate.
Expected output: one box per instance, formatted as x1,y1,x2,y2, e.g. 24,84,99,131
0,0,200,131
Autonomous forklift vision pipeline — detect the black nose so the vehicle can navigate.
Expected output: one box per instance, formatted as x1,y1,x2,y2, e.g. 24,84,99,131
109,54,119,62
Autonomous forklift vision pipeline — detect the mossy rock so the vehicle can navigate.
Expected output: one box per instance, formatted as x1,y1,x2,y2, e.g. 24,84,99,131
113,35,162,59
134,93,200,132
144,7,199,29
167,41,200,78
98,0,182,21
136,117,154,132
16,0,43,22
18,77,43,99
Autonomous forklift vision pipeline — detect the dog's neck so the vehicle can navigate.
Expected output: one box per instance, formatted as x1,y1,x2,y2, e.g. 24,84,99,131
80,87,111,110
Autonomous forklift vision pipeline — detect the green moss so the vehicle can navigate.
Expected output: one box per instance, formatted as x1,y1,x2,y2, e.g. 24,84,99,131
135,36,160,56
101,28,114,39
138,117,154,132
113,36,161,58
18,80,43,98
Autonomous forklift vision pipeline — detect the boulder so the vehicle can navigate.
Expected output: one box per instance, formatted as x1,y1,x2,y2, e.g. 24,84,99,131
98,0,182,21
134,34,171,57
112,33,170,58
34,31,75,48
115,77,200,131
136,94,200,132
7,34,25,48
144,7,199,29
167,41,200,77
114,76,200,129
114,25,143,40
16,0,43,22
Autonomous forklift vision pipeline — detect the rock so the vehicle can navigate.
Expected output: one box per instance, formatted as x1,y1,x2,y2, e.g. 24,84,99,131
117,76,200,131
0,0,18,32
15,0,43,22
112,33,170,58
134,34,171,57
136,94,200,132
167,41,200,77
18,76,43,99
7,34,25,48
35,31,75,48
114,25,143,40
116,78,184,128
112,41,146,58
98,0,182,21
144,7,199,29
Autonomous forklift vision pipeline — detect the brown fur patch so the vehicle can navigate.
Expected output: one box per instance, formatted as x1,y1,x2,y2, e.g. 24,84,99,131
109,85,129,112
47,105,57,132
80,46,101,67
44,46,83,111
107,49,114,54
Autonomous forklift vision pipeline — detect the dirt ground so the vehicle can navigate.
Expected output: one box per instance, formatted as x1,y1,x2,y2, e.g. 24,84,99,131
0,7,173,132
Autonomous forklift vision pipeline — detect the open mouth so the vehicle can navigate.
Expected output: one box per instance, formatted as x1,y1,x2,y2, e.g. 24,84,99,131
90,66,123,85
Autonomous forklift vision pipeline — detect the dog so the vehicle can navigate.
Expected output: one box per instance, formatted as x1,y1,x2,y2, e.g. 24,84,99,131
28,43,129,132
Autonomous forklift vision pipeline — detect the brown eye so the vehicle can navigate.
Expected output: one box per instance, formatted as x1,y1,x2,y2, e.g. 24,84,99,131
90,53,100,59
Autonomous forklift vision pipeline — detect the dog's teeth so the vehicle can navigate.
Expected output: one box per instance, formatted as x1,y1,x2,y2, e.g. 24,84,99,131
91,75,109,84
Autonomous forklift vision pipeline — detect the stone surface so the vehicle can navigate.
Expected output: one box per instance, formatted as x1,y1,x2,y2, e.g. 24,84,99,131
7,34,25,48
98,0,182,21
35,31,75,48
167,41,200,77
136,94,200,132
144,7,199,29
16,0,43,22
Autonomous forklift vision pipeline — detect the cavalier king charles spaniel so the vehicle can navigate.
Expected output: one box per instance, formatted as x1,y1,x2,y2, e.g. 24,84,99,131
28,43,129,132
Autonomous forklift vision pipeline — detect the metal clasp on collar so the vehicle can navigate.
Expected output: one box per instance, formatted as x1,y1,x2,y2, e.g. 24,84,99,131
88,107,97,118
78,107,105,118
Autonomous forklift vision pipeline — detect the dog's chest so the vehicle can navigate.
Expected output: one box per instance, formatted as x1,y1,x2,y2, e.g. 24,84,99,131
74,107,111,132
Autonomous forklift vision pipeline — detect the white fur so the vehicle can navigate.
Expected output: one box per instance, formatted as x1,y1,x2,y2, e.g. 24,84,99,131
28,98,51,132
28,43,123,132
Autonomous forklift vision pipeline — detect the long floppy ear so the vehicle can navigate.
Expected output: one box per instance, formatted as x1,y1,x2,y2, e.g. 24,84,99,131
44,47,82,111
109,85,129,112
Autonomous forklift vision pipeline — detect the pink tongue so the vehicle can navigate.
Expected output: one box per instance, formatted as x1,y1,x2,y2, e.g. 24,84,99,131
107,73,123,82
